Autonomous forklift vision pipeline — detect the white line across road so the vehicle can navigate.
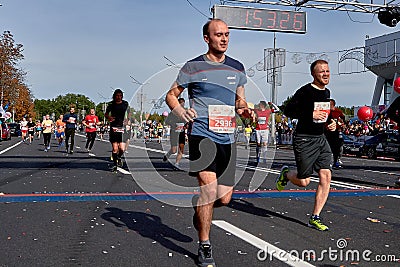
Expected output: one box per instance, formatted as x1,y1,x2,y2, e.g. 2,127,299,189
117,167,131,175
129,144,376,190
364,169,399,176
212,220,315,267
128,145,400,197
236,163,372,190
0,141,21,155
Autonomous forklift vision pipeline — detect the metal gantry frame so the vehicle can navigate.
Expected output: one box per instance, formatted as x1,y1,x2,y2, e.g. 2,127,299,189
222,0,399,13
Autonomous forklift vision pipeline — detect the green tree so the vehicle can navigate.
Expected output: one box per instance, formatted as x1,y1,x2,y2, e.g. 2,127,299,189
34,93,95,120
33,99,53,120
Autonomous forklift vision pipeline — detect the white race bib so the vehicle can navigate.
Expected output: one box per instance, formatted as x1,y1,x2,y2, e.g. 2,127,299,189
112,127,124,133
175,123,184,133
258,117,267,125
313,102,330,123
208,105,236,134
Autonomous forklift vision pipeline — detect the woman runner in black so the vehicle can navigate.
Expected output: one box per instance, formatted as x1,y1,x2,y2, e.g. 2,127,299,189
105,89,131,172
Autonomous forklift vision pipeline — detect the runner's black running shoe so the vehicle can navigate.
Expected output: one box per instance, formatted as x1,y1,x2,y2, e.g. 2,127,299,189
198,244,215,267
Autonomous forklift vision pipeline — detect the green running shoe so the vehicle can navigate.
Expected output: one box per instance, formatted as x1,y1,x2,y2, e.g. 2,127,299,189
308,215,329,231
276,166,289,191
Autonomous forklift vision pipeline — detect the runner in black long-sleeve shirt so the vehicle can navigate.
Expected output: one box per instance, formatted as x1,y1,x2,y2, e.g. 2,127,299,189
275,59,337,231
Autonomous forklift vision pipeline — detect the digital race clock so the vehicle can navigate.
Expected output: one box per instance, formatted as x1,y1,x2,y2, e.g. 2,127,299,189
213,5,307,34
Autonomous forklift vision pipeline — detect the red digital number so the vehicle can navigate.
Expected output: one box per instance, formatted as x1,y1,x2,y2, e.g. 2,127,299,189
266,11,276,28
246,10,262,27
280,12,289,29
253,10,263,27
293,13,303,30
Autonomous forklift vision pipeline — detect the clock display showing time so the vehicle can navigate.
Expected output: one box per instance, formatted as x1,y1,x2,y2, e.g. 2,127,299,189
213,5,307,34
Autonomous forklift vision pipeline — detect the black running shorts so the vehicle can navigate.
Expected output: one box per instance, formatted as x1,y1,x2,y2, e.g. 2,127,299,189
109,129,129,143
188,135,236,186
293,134,333,179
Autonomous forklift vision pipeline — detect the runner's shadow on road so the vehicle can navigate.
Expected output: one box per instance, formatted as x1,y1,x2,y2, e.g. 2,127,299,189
101,207,196,260
228,198,308,227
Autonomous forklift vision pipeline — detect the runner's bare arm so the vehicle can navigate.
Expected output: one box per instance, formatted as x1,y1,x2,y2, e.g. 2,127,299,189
235,85,254,120
165,81,197,122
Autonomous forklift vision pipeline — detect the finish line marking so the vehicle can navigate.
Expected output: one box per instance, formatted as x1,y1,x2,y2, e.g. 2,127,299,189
129,144,372,190
212,220,315,267
0,189,399,203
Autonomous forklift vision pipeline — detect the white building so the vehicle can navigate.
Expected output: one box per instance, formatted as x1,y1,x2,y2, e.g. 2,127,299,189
364,31,400,107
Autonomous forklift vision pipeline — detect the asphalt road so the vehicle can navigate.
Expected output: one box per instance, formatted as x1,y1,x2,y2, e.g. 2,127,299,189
0,134,399,267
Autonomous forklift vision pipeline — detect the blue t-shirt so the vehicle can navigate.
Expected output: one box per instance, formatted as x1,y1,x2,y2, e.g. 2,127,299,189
176,55,247,144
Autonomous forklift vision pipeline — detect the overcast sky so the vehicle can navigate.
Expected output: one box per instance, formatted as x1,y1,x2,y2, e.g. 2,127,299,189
0,0,398,113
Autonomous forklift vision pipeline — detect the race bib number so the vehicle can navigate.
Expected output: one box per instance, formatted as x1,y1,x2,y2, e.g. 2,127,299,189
69,117,76,123
21,126,28,131
112,127,125,133
258,117,267,125
208,105,236,134
313,102,330,123
175,123,184,133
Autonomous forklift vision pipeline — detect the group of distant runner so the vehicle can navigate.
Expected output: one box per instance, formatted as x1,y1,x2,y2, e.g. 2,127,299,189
12,87,138,175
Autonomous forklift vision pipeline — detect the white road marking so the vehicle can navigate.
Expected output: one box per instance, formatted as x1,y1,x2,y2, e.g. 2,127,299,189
212,220,315,267
236,163,371,189
130,144,190,158
117,167,131,175
0,141,22,155
103,141,394,190
387,195,400,199
364,169,399,175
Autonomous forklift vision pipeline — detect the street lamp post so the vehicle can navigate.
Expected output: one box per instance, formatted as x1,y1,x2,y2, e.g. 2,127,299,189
102,102,106,125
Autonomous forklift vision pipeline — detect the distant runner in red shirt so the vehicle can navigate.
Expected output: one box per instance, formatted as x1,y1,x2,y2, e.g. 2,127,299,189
254,101,272,163
82,108,101,153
